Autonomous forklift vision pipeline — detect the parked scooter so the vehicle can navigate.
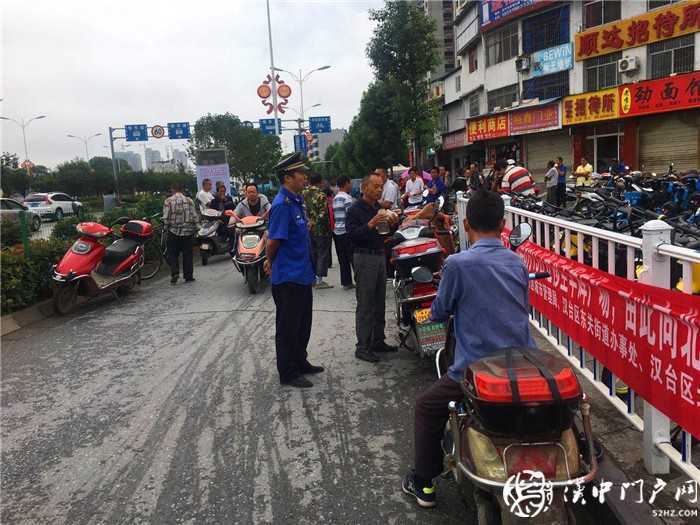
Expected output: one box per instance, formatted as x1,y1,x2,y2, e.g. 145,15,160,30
435,224,599,525
231,215,267,294
51,217,155,314
197,209,236,265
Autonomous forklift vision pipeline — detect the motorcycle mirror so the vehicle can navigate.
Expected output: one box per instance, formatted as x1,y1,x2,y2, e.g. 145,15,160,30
411,266,433,284
509,222,532,250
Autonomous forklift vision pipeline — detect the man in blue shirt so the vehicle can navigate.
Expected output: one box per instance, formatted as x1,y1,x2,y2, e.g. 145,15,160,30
425,166,446,204
265,152,324,388
556,156,568,206
402,190,534,508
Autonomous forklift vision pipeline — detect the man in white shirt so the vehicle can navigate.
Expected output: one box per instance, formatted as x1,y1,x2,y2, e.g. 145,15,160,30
332,175,355,289
377,168,399,209
196,178,214,212
403,167,425,206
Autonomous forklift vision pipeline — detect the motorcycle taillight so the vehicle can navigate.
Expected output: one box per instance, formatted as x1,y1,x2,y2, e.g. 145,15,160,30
505,445,558,479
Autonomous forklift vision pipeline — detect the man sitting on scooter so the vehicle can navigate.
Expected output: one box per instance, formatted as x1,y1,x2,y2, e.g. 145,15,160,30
402,190,534,509
208,182,236,250
233,183,271,220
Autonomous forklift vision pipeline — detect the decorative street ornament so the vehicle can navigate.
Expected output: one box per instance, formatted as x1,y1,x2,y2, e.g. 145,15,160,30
256,74,291,115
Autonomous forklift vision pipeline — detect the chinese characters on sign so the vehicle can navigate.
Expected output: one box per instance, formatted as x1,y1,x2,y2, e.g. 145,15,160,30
575,0,700,60
562,88,619,126
619,71,700,117
531,43,573,78
442,129,468,150
480,0,552,29
467,115,509,142
509,103,560,135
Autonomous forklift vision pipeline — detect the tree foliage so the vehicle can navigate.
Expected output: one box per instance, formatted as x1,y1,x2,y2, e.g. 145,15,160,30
188,113,282,185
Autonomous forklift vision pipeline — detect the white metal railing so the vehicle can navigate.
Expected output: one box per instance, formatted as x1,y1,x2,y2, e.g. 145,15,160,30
455,193,700,482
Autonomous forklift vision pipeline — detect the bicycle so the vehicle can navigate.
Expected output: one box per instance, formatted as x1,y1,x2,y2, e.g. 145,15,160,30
141,213,165,280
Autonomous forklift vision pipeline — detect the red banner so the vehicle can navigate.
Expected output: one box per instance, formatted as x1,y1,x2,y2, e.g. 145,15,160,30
442,129,468,150
467,114,509,142
620,71,700,118
509,103,560,135
516,240,700,439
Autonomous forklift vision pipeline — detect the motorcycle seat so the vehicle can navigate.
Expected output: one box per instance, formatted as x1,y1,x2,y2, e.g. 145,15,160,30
96,238,139,276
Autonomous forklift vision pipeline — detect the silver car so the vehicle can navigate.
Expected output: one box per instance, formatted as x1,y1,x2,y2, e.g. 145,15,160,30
0,198,43,231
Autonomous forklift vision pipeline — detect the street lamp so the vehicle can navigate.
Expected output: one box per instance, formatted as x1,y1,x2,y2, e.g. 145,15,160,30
67,133,102,163
273,65,331,131
0,114,47,176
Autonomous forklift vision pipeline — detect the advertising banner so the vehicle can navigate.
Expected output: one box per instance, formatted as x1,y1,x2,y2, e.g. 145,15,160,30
575,0,700,60
195,164,231,197
514,238,700,439
562,88,619,126
442,129,468,150
531,43,573,77
509,103,560,135
467,114,509,142
620,71,700,117
480,0,552,29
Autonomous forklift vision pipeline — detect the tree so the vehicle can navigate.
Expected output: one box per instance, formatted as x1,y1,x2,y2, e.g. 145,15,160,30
366,1,440,161
188,113,282,185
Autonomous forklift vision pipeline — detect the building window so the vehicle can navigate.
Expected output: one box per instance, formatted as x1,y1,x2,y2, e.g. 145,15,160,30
522,6,570,54
648,34,695,79
487,84,518,112
648,0,678,10
468,46,478,72
485,23,518,66
469,92,480,116
583,1,621,29
455,75,461,92
584,51,621,91
523,71,570,100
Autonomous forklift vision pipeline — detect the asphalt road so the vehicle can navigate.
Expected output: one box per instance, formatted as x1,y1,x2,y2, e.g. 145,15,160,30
2,254,470,524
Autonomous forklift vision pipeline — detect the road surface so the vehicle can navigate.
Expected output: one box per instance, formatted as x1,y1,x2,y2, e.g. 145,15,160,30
3,254,471,524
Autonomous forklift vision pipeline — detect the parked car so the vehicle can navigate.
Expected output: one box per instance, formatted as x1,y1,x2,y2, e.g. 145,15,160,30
0,198,43,231
23,192,82,221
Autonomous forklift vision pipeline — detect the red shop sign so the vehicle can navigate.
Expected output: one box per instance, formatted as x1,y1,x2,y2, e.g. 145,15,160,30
467,115,509,142
442,129,467,150
510,236,700,439
509,103,560,135
620,71,700,117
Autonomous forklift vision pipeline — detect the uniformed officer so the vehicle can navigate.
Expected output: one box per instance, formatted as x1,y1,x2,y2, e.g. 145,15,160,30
264,152,324,388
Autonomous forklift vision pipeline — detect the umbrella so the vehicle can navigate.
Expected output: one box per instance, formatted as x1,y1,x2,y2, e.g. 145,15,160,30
400,169,432,182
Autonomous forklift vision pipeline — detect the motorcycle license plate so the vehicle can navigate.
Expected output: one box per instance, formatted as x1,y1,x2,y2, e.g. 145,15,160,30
415,321,446,356
201,243,210,250
414,307,431,325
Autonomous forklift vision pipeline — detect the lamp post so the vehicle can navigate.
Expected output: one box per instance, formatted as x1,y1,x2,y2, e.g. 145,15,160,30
67,132,102,163
0,114,47,176
274,66,330,133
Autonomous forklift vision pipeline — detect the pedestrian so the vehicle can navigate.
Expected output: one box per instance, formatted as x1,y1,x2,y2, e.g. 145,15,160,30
403,167,425,207
575,156,593,186
426,166,446,204
500,159,536,196
346,173,399,363
196,178,214,212
377,167,399,209
556,156,567,206
468,162,483,192
332,175,355,290
264,152,323,388
303,172,333,289
162,182,199,285
544,160,559,205
325,183,335,269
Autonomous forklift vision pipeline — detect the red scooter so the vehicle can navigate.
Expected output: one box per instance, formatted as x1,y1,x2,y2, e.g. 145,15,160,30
51,218,155,314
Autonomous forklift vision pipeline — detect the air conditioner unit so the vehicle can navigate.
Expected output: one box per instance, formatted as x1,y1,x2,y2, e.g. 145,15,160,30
618,56,639,74
515,56,530,72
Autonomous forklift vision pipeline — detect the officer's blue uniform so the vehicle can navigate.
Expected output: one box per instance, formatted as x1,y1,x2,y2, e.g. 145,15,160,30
269,182,315,383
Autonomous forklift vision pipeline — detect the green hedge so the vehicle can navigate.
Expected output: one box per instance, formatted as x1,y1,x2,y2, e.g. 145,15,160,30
1,239,70,314
1,218,22,249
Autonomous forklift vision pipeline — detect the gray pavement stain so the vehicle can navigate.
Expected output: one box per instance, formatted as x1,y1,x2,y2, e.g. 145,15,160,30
2,257,468,524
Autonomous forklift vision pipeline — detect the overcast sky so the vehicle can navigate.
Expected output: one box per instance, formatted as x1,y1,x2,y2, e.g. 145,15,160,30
1,0,382,168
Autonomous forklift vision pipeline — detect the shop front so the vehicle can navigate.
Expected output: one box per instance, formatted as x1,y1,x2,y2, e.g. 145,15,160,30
440,128,486,176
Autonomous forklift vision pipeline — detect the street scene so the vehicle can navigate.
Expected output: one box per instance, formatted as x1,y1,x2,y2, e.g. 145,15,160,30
2,1,700,525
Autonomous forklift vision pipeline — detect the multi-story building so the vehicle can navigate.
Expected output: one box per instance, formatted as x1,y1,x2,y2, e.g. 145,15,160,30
114,150,142,172
144,148,162,171
171,148,189,170
418,0,456,76
439,0,700,179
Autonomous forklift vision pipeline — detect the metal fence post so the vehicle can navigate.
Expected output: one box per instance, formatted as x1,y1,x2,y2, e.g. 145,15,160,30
501,194,513,230
639,219,672,475
19,211,30,255
456,191,467,251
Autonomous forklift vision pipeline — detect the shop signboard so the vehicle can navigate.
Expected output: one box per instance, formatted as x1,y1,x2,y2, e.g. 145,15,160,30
509,103,560,135
619,71,700,117
562,88,619,126
467,114,509,142
442,129,468,150
531,43,573,77
480,0,552,29
575,0,700,60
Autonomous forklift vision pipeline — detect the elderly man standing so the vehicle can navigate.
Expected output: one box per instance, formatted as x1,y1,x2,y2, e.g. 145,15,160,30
264,152,323,388
304,172,334,289
346,173,398,363
377,167,399,210
163,182,199,284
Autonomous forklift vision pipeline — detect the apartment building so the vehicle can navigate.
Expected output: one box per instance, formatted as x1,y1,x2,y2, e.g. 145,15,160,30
439,0,700,178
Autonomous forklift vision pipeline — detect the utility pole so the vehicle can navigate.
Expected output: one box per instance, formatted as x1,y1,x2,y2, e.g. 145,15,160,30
108,127,120,200
0,114,47,177
265,0,280,136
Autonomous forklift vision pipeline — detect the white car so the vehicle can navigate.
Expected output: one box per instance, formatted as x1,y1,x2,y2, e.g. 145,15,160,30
23,192,82,221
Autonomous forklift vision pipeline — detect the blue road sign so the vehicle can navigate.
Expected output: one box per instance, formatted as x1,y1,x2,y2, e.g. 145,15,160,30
125,124,148,141
259,118,282,135
309,116,331,134
293,134,308,154
167,122,190,139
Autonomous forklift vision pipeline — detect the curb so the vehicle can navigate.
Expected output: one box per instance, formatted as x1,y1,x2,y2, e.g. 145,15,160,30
1,299,55,336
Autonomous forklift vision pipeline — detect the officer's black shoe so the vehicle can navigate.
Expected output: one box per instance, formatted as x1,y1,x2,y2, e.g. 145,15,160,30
302,363,325,374
170,275,179,284
282,376,314,388
355,350,380,363
373,342,398,353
